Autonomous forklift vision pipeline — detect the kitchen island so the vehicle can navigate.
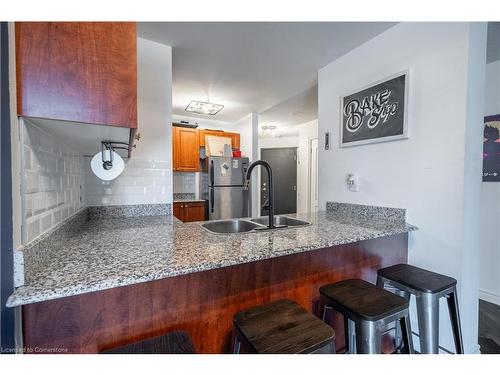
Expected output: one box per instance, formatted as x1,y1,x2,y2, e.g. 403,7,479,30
8,202,416,353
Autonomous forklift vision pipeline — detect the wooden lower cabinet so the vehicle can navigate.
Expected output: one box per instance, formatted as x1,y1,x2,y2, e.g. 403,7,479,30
173,201,205,222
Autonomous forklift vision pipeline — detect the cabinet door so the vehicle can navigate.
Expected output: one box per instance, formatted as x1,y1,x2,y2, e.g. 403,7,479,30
173,127,200,172
173,203,184,221
199,129,224,147
183,202,206,222
16,22,137,128
227,132,240,149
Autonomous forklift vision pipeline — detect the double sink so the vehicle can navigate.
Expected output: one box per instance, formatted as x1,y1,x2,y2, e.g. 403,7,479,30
201,215,311,234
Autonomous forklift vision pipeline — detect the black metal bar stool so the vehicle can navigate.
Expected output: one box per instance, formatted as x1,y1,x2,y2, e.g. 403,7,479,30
232,299,336,354
320,279,414,354
377,263,464,354
102,331,196,354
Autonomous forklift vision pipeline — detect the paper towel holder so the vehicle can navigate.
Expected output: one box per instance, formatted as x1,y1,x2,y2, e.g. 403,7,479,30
101,141,129,170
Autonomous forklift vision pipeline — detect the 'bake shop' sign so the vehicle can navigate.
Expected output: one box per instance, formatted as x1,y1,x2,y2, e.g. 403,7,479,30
341,72,408,147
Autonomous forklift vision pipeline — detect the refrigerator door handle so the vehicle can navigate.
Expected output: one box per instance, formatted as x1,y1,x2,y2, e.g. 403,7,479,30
210,187,215,213
210,160,214,187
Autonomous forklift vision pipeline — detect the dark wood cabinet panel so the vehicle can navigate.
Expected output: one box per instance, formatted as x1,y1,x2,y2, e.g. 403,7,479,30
16,22,137,128
183,202,205,222
21,234,408,353
173,126,200,172
173,203,184,221
173,202,205,222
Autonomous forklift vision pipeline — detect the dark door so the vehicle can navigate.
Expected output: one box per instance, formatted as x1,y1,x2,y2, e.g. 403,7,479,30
260,148,297,215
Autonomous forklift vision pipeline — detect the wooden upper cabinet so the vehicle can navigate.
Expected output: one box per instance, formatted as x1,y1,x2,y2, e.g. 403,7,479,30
15,22,137,128
199,129,224,147
199,129,240,149
173,126,200,172
226,132,240,149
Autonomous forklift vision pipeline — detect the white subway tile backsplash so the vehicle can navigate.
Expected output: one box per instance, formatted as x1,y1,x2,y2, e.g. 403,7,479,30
21,119,86,245
32,192,46,214
40,212,53,233
25,217,40,243
25,170,39,193
145,186,163,195
39,173,53,191
85,157,172,206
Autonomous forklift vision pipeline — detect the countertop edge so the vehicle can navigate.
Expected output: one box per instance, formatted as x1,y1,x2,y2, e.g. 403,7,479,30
6,224,416,308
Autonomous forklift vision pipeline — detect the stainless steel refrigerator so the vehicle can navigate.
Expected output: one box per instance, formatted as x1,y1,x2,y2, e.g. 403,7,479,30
206,156,250,220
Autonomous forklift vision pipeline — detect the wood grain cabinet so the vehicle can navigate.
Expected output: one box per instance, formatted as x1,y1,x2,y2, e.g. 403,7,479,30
226,132,240,149
15,22,137,128
199,129,224,147
199,129,240,149
173,202,206,222
173,126,200,172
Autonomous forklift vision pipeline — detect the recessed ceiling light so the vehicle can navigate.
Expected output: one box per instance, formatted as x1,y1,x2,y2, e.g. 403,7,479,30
185,100,224,115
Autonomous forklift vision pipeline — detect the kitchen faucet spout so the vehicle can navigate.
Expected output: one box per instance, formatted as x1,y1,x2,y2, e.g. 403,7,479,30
245,160,276,229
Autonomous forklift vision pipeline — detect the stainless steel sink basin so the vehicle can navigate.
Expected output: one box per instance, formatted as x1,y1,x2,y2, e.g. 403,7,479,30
201,219,263,234
250,216,311,227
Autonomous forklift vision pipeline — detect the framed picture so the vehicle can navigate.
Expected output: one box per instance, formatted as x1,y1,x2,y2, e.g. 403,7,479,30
340,71,409,147
483,115,500,182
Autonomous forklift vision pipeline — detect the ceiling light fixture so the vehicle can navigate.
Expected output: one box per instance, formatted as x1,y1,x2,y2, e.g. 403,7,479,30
260,125,279,138
185,100,224,115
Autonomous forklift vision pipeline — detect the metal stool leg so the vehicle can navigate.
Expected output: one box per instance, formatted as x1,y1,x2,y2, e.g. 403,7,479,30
355,320,382,354
311,339,336,354
345,318,356,354
394,290,410,351
232,330,242,354
416,292,439,354
446,287,464,354
399,312,414,354
376,275,385,288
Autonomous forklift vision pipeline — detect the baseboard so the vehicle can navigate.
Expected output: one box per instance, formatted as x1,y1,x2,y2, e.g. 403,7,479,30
479,290,500,306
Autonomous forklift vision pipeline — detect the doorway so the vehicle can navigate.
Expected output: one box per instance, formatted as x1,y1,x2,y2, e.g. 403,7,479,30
309,138,319,213
260,147,297,215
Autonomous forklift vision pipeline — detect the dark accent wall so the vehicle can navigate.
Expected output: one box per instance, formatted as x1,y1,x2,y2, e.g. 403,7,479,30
1,21,16,352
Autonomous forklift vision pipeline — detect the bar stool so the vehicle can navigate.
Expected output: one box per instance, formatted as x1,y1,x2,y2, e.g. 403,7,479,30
377,264,464,354
232,299,336,354
102,331,196,354
320,279,414,354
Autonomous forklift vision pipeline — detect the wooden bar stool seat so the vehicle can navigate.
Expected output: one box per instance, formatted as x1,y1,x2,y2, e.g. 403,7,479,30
102,331,196,354
320,279,414,354
377,264,464,354
232,299,336,354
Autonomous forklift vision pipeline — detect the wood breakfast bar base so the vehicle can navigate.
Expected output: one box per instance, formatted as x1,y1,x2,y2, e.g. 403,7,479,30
22,233,408,353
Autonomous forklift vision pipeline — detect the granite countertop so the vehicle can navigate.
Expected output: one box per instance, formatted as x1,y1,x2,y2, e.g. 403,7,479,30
173,199,206,203
173,193,205,203
7,206,416,307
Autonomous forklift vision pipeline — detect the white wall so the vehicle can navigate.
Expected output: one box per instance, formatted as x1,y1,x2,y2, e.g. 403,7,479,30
297,120,318,214
480,60,500,305
233,113,260,216
318,22,486,353
87,37,173,206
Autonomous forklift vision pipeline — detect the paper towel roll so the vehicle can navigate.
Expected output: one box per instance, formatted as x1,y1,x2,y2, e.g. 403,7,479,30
90,150,125,181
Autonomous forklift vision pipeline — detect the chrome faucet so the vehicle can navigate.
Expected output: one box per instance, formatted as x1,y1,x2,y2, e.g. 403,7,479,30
244,160,275,229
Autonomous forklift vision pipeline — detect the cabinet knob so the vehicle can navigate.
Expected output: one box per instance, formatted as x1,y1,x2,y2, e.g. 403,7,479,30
135,132,141,141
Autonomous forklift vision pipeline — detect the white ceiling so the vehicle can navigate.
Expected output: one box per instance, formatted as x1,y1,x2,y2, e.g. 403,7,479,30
259,84,318,135
138,22,396,123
